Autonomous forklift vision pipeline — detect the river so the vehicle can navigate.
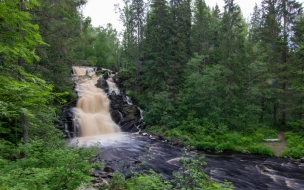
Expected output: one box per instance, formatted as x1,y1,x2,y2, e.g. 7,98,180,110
69,66,304,190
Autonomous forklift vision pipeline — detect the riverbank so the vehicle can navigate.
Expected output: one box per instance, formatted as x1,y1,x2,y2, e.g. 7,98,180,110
86,132,304,190
143,126,304,160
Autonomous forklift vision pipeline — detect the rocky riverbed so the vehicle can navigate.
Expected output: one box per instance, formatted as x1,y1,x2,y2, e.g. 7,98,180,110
71,132,304,190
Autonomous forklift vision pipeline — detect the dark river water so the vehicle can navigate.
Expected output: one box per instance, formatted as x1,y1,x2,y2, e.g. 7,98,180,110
71,132,304,190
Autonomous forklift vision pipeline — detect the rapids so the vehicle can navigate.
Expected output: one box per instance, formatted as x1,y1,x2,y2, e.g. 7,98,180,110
68,66,304,190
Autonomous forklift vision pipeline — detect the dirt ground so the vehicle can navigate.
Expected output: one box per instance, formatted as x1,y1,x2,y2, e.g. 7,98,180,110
265,131,286,157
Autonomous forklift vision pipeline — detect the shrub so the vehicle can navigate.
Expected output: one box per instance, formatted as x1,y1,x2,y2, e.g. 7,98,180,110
248,145,274,156
0,140,99,190
215,142,234,151
195,141,217,150
282,132,304,158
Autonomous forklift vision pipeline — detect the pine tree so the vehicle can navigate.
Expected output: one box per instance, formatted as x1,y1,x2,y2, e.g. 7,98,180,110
28,0,87,96
142,0,171,92
191,0,212,57
259,0,302,127
218,0,249,128
168,0,192,95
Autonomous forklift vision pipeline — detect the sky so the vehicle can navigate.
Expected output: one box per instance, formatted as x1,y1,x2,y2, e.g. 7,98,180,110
81,0,303,33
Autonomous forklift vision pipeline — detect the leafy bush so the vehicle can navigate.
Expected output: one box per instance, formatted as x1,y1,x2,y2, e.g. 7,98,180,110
125,170,173,190
282,132,304,158
195,141,217,150
172,152,233,190
0,140,99,190
215,142,234,151
248,145,274,156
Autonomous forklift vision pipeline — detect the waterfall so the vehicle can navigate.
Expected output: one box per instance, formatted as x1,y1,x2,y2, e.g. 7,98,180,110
72,66,120,137
107,75,120,95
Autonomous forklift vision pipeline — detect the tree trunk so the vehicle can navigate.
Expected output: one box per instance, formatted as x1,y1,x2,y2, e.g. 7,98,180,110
273,103,277,127
259,96,265,123
20,113,27,144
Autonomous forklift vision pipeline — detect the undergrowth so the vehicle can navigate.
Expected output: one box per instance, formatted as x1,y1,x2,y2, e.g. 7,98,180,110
145,125,277,156
282,132,304,158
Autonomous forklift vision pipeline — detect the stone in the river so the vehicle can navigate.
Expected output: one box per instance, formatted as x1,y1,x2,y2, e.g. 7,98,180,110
103,165,114,173
110,110,123,124
96,78,108,89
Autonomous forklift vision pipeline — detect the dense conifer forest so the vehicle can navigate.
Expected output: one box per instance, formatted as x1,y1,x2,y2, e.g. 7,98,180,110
0,0,303,189
117,0,304,159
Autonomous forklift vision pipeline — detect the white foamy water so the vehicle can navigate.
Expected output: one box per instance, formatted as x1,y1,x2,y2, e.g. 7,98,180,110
72,66,120,137
69,133,133,147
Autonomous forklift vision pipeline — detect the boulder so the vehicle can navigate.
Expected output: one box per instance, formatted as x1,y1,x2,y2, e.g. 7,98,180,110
96,78,108,89
120,118,137,132
103,165,114,173
121,105,140,118
109,95,125,109
112,74,119,84
110,110,123,124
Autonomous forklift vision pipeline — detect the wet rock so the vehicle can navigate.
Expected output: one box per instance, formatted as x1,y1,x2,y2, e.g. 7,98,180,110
96,78,108,89
92,170,108,178
117,105,141,132
188,146,196,151
91,178,100,184
301,157,304,163
93,178,108,186
103,165,114,173
110,110,123,124
171,139,183,146
137,123,146,130
112,74,119,84
130,126,140,133
101,179,109,185
142,133,148,136
57,103,77,138
121,121,136,132
134,160,142,164
121,105,140,118
109,95,125,109
93,171,101,178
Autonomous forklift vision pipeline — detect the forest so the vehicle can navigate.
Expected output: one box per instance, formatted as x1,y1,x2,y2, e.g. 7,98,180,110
0,0,304,189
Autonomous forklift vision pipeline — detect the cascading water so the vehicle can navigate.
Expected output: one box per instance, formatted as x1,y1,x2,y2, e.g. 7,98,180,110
66,67,304,190
107,75,120,95
72,66,120,137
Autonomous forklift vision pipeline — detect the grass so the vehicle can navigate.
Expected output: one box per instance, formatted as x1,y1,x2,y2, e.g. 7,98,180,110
145,125,277,157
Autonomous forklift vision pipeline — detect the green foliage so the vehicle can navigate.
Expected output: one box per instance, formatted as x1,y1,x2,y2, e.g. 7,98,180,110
23,0,89,98
144,91,176,126
0,66,66,142
172,152,233,190
146,124,277,156
74,24,121,70
282,132,304,158
248,145,274,156
0,140,98,190
125,170,172,190
0,0,45,64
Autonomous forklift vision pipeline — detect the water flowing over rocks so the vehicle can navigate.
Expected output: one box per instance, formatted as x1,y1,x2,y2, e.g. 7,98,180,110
86,133,304,190
60,66,304,190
